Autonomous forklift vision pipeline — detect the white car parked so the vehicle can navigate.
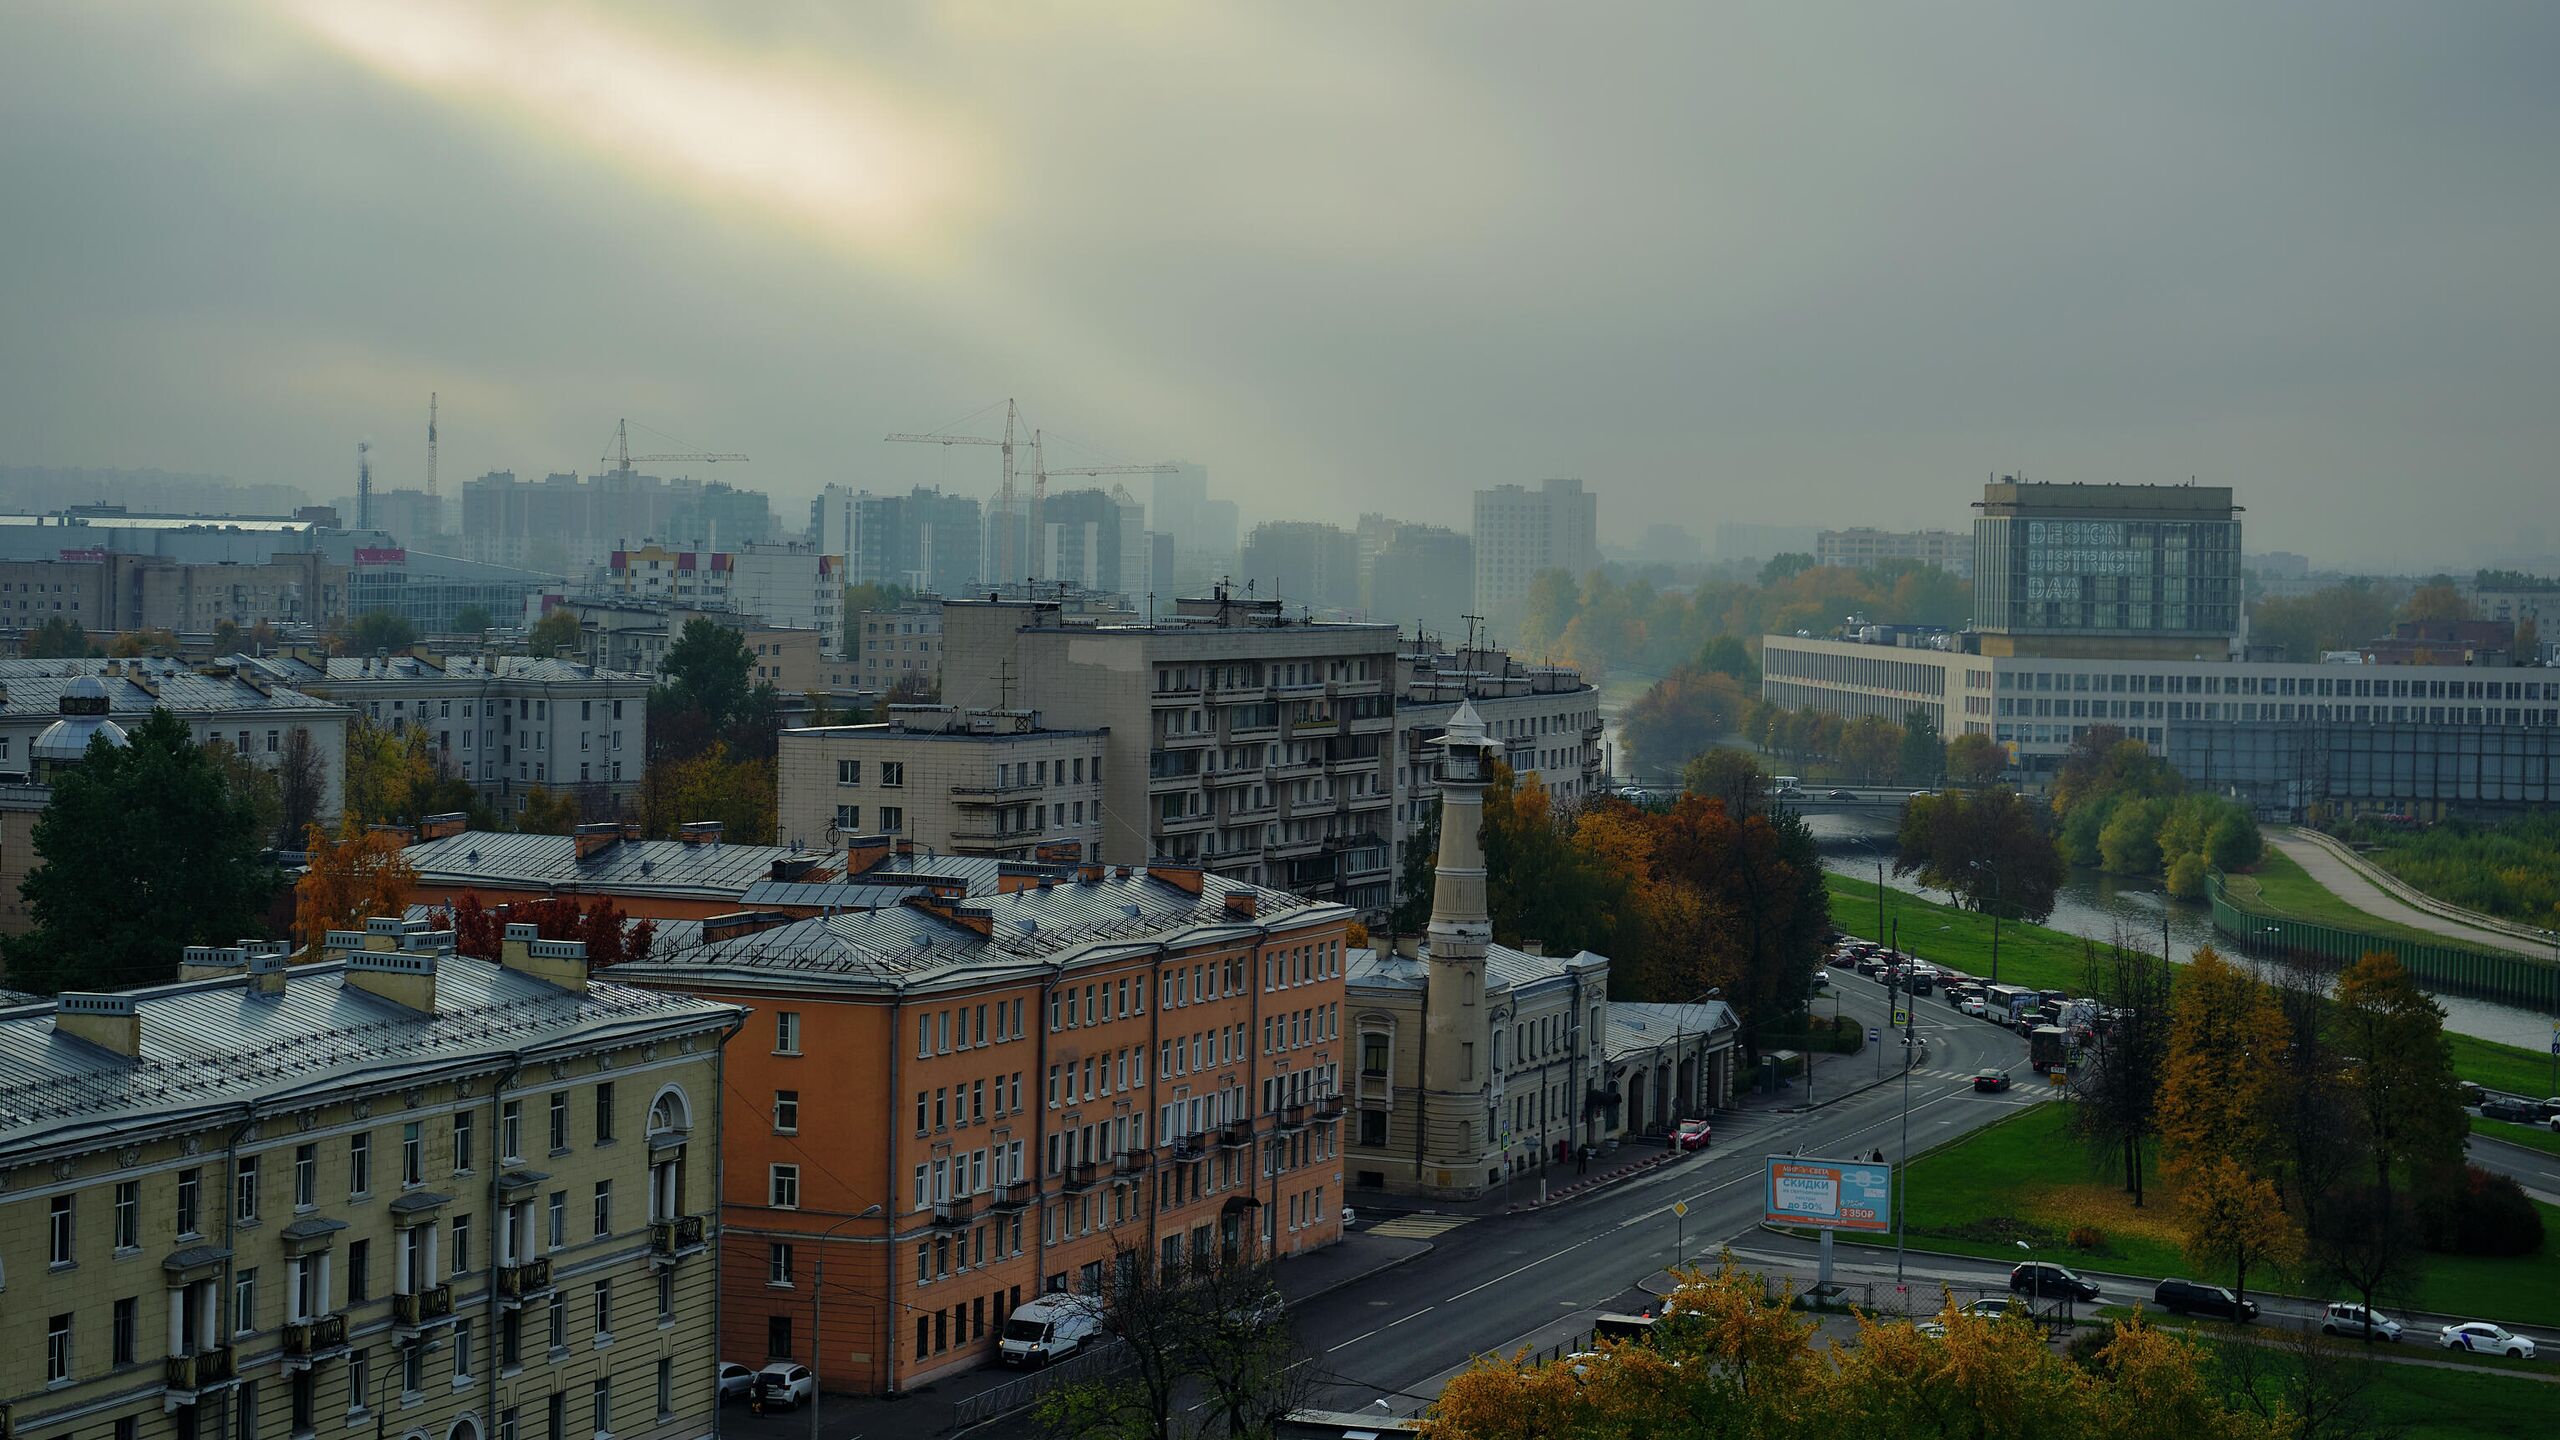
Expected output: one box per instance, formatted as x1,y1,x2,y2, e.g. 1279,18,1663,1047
753,1363,815,1408
2439,1322,2537,1358
2321,1304,2402,1342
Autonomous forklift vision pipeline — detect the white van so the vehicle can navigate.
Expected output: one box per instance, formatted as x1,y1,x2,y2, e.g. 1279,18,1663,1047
998,1294,1104,1367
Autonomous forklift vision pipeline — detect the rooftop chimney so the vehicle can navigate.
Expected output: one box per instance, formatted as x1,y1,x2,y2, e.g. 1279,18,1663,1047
1148,859,1203,895
843,835,892,876
55,992,141,1056
499,921,589,992
701,910,794,945
573,821,623,863
344,945,438,1012
417,811,470,843
246,945,289,997
1222,890,1258,919
181,945,247,982
679,820,725,847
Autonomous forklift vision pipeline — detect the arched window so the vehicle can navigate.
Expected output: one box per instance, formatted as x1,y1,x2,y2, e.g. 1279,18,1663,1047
647,1087,692,1137
446,1418,482,1440
648,1086,693,1225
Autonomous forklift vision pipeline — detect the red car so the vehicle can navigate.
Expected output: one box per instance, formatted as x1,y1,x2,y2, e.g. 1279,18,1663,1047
1672,1118,1713,1151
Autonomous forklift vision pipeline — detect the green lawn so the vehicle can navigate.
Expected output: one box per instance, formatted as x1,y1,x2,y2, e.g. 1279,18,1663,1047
2224,849,2457,950
1857,1104,2560,1329
2200,1337,2560,1439
1823,872,2558,1096
2471,1115,2560,1158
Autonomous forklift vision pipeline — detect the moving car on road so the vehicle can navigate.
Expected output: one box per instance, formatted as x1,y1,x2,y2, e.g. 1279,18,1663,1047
1673,1118,1714,1151
1959,996,1989,1018
1825,789,1857,800
2440,1322,2537,1358
2009,1263,2102,1304
2322,1304,2403,1342
1972,1068,2012,1093
2153,1278,2258,1322
2478,1096,2540,1124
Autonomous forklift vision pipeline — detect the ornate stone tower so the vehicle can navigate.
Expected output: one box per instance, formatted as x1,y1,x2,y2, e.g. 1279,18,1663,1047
1418,700,1501,1196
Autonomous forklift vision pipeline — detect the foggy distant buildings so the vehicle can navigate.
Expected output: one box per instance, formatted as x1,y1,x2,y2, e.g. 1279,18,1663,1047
1816,526,1971,578
1711,521,1818,568
460,469,777,572
603,541,842,639
811,483,982,596
1366,523,1474,638
1151,463,1239,587
1240,520,1361,614
1472,477,1598,620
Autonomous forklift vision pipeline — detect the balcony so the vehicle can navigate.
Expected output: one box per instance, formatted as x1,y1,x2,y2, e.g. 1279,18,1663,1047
1061,1160,1101,1192
1581,723,1605,743
1147,756,1204,789
1324,752,1380,777
393,1285,454,1330
1265,755,1321,780
1113,1150,1146,1177
1277,1103,1309,1132
650,1214,708,1259
1170,1133,1208,1162
496,1257,554,1304
1157,808,1215,835
1219,1120,1255,1149
933,1196,978,1228
1316,1092,1347,1120
165,1346,237,1396
1266,834,1323,860
987,1180,1033,1211
282,1314,349,1362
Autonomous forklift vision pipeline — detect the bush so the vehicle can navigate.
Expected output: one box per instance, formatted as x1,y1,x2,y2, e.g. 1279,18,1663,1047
2067,1225,2106,1251
2165,851,2209,898
2421,1166,2546,1257
2067,1322,2122,1370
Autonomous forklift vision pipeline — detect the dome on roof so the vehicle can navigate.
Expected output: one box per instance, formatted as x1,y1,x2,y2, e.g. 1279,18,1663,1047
35,674,127,765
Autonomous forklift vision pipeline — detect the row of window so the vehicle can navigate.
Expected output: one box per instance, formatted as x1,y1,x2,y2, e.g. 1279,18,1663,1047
913,1072,1024,1135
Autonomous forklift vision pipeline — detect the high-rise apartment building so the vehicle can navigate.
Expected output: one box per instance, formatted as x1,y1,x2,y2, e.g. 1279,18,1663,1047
1366,524,1474,637
776,706,1108,860
1971,480,2241,658
0,922,742,1440
939,592,1401,911
603,543,841,639
1473,478,1598,621
813,484,983,595
461,470,776,573
1239,522,1361,615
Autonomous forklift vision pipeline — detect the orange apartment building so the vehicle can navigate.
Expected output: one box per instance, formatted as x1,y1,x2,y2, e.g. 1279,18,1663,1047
610,859,1352,1395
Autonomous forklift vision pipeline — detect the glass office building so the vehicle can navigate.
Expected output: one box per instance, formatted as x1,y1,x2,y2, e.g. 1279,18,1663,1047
1973,481,2240,646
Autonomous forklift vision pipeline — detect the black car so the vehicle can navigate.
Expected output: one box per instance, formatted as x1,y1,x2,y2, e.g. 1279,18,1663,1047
2009,1263,2101,1303
2480,1096,2541,1124
2154,1278,2257,1322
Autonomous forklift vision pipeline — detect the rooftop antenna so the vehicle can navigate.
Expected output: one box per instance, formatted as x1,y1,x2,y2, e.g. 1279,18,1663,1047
356,439,373,530
1461,612,1483,651
427,392,439,498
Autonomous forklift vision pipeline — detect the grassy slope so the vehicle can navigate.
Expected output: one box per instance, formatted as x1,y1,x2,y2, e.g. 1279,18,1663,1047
2225,849,2458,949
1823,871,2554,1094
1879,1105,2560,1328
2471,1117,2560,1159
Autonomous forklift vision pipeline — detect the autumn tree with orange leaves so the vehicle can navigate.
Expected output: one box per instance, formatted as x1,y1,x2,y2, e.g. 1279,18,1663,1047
293,819,419,955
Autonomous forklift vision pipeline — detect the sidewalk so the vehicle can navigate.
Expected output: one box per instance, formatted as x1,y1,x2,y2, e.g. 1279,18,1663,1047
1350,1135,1698,1219
2267,828,2547,957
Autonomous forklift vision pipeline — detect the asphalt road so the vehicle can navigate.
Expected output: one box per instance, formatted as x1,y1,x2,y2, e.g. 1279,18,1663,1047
734,964,2560,1437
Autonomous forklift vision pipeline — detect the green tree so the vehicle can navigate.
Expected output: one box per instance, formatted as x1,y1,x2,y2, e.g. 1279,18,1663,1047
1389,802,1438,939
515,787,583,835
2156,949,2287,1179
1896,707,1942,784
657,617,757,730
211,618,242,654
4,710,282,993
1681,747,1769,819
1945,731,2005,787
450,604,495,636
527,607,583,657
2247,581,2402,662
2401,582,2472,623
1894,787,2063,982
1695,634,1759,685
1758,552,1815,585
25,615,95,658
2177,1156,2297,1308
2330,954,2467,1205
339,609,418,654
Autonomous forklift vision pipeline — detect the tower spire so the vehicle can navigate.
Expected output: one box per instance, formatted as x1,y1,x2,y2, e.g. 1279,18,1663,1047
1417,698,1501,1196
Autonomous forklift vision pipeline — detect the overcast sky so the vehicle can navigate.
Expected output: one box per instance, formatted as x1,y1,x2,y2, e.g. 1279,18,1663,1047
3,2,2555,569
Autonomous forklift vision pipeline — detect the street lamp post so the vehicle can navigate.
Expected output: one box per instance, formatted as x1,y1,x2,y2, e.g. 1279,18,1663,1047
2014,1239,2033,1321
810,1203,885,1440
1894,971,1915,1290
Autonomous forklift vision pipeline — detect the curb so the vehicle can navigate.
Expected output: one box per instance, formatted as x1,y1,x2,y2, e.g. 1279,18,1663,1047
1504,1149,1685,1212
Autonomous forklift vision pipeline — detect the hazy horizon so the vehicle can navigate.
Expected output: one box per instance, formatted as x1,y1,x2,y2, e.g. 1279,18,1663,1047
5,2,2556,572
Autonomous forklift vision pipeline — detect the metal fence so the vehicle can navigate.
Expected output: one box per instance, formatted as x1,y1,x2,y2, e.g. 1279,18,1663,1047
2211,872,2560,1011
945,1338,1131,1431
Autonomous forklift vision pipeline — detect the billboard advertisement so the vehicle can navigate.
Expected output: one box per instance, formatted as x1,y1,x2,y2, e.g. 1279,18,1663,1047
1762,1156,1893,1232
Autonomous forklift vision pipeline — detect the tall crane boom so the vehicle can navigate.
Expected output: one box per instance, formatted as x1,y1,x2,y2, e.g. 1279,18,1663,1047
887,399,1022,582
602,418,748,477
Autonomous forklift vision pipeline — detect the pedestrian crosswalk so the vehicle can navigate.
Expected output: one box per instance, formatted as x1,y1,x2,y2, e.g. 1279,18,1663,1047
1362,1213,1477,1240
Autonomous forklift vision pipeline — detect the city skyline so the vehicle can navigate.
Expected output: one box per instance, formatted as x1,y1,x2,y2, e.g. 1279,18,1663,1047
4,3,2558,571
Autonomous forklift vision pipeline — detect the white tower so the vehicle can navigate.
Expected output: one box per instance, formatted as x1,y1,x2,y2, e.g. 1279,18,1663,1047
1418,700,1502,1196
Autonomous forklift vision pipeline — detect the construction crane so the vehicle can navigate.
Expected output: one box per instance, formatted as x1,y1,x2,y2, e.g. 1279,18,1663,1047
601,418,748,478
1028,434,1175,583
886,399,1023,582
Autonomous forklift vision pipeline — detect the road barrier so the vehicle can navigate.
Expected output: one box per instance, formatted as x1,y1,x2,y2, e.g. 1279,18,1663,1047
2210,872,2560,1012
945,1338,1130,1431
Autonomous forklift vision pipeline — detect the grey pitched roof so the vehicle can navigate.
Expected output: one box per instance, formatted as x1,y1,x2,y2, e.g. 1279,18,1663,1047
0,660,345,718
1605,1000,1737,1064
0,953,741,1160
620,868,1345,994
403,831,831,900
1346,941,1605,998
227,654,648,687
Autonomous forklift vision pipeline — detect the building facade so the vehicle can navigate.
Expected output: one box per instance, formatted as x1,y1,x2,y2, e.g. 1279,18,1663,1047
0,921,741,1440
1390,639,1603,853
230,654,649,819
0,552,345,639
602,545,841,641
610,863,1351,1395
1762,631,2560,816
1815,527,1971,578
1970,480,2242,658
776,708,1106,860
814,486,982,596
1238,523,1360,617
1472,479,1598,622
0,659,351,820
847,598,945,695
1365,525,1473,638
939,592,1400,912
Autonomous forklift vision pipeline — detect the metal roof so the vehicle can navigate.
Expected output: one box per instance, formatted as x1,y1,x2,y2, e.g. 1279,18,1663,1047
229,654,647,686
0,953,741,1161
1346,941,1604,998
0,661,345,718
403,831,833,899
1604,1000,1737,1064
621,868,1346,993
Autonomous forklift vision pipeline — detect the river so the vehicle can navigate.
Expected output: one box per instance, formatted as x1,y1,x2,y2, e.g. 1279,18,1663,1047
1805,811,2552,1051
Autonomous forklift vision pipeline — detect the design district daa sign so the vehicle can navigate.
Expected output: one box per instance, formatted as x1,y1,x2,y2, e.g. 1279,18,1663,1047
1762,1156,1893,1232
